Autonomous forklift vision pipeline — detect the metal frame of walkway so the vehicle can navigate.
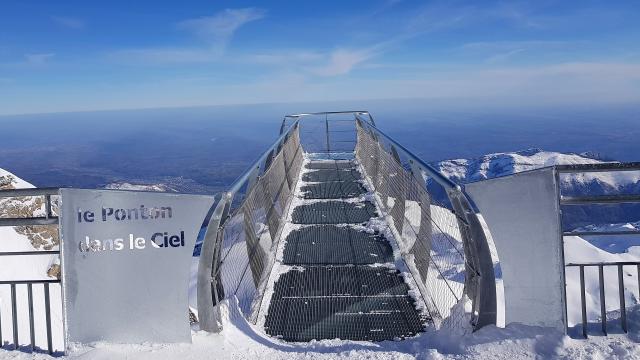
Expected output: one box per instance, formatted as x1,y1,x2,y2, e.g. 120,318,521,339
197,111,497,341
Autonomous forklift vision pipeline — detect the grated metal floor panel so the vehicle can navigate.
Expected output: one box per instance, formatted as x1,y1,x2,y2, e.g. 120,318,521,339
264,296,425,342
282,226,393,265
291,201,377,224
272,266,410,297
302,169,362,182
300,181,366,199
263,159,427,342
305,161,354,170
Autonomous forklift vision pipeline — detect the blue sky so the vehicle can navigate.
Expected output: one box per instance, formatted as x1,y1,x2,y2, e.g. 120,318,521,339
1,0,639,115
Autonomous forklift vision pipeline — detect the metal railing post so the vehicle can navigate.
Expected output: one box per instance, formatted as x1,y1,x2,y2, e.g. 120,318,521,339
27,283,35,351
325,115,331,153
44,283,53,355
197,194,229,332
11,284,18,349
637,264,640,303
449,191,497,329
618,264,627,333
0,300,3,347
598,265,606,335
579,265,587,338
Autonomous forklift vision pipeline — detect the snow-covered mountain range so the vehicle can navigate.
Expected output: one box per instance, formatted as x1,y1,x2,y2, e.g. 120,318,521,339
435,148,599,182
431,148,640,229
104,181,177,192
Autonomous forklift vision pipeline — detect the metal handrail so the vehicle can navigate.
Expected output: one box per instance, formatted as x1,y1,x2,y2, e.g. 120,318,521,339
280,111,375,134
197,119,301,332
227,120,300,196
561,194,640,204
0,188,59,198
564,229,640,236
354,113,460,191
556,163,640,173
354,115,497,330
567,261,640,267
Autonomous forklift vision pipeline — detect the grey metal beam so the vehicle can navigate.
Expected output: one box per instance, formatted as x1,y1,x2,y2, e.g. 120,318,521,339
556,162,640,173
0,188,59,198
563,230,640,236
561,194,640,204
566,261,640,267
0,250,60,256
0,217,59,226
0,280,60,285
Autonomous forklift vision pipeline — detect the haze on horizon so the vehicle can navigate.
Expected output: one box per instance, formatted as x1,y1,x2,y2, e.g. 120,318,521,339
1,0,640,116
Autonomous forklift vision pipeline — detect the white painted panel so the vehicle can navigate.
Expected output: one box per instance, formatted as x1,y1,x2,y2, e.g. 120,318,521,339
60,189,216,346
466,168,565,330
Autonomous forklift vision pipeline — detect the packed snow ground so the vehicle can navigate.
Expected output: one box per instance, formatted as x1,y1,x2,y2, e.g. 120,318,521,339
3,301,639,359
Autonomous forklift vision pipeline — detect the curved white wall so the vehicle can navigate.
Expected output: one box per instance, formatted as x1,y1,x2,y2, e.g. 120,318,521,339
466,167,566,331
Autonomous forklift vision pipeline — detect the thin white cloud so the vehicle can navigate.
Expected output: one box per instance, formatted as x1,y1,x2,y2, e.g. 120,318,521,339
110,8,265,64
176,8,265,47
310,48,378,76
461,40,584,51
109,48,217,64
243,51,324,66
485,48,526,64
24,53,54,65
51,16,85,29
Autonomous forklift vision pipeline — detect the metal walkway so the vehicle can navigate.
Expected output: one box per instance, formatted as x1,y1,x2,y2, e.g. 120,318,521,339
198,111,497,340
264,159,426,342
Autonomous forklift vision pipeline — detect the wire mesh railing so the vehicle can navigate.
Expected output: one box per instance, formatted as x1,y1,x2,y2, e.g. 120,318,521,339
198,122,304,330
354,116,496,329
199,111,496,333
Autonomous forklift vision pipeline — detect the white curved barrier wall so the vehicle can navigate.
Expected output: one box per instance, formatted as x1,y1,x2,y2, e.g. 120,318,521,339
465,167,566,331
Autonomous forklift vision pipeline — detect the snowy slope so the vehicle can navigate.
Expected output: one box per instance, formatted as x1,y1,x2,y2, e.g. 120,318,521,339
104,182,177,192
435,148,603,183
433,148,640,229
435,148,640,192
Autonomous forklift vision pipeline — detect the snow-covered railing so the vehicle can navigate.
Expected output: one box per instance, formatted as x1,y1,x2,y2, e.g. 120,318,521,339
199,111,497,333
0,188,60,355
353,116,497,330
557,163,640,338
197,121,303,331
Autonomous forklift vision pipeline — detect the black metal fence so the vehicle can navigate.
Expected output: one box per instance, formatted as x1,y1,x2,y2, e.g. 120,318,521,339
0,188,60,355
557,163,640,338
566,262,640,337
